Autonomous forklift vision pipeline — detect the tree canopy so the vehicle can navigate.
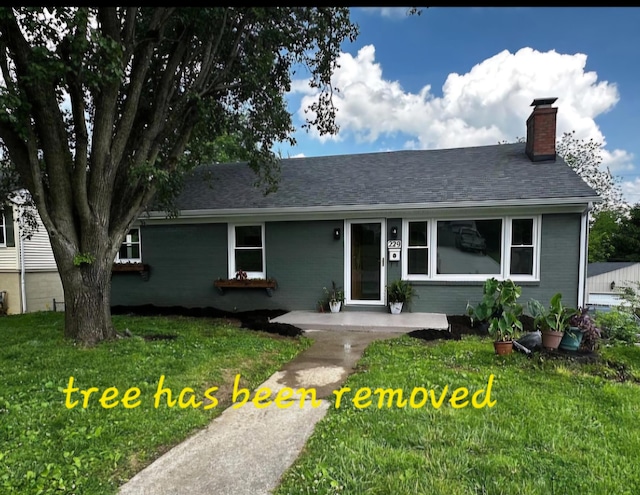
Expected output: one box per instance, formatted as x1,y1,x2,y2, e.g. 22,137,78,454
0,7,358,344
556,130,626,216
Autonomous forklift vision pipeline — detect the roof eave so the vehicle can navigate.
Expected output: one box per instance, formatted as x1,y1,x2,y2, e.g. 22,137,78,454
143,196,601,221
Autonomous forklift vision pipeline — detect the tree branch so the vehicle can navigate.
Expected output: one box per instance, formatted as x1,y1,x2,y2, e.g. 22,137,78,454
0,9,76,241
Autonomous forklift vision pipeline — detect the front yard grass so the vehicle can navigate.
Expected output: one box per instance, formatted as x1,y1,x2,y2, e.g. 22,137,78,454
0,312,310,495
275,335,640,495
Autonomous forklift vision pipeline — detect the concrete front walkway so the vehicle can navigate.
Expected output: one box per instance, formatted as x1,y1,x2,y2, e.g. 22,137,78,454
271,310,449,332
118,329,404,495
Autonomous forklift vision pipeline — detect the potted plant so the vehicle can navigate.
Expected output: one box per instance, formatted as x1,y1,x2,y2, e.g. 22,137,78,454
562,307,601,352
486,279,523,355
466,277,502,332
323,281,345,313
528,293,578,350
386,279,415,314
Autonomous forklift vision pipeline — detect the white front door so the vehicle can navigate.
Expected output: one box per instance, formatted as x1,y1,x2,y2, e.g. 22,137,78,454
345,219,386,305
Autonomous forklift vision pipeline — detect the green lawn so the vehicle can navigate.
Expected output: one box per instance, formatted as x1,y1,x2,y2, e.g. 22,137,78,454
0,312,310,495
275,336,640,495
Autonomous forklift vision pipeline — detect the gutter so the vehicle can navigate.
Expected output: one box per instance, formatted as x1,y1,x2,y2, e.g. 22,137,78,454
578,202,593,308
20,231,26,314
142,196,603,221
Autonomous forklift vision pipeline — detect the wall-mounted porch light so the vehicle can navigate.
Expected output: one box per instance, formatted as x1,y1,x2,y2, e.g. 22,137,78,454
390,226,398,239
334,227,341,240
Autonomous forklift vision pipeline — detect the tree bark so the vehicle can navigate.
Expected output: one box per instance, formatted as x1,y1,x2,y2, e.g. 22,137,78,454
60,258,116,345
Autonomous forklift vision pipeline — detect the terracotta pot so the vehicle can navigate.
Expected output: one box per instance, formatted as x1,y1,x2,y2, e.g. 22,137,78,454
493,340,513,355
542,330,564,350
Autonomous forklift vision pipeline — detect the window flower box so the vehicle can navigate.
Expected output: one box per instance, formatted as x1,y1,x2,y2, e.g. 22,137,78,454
214,278,277,296
112,262,150,280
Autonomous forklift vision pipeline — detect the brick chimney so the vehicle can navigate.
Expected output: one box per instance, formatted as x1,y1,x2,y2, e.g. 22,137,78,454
525,97,558,162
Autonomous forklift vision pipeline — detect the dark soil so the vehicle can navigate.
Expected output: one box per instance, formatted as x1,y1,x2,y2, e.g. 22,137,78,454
410,314,600,362
112,306,599,361
111,304,303,337
142,334,179,341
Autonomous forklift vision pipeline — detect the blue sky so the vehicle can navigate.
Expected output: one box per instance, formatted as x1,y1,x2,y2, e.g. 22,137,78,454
278,7,640,203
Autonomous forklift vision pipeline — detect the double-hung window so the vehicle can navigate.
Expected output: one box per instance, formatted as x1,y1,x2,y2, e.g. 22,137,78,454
406,221,429,278
508,218,537,277
228,224,265,279
115,228,142,263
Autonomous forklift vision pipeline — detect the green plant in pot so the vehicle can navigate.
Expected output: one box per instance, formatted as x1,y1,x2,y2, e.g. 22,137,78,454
466,277,502,332
528,293,578,351
563,307,601,352
386,279,415,314
486,279,523,355
322,281,345,313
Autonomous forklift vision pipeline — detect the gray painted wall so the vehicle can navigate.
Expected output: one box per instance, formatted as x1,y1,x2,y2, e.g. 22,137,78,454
111,220,344,313
111,213,581,316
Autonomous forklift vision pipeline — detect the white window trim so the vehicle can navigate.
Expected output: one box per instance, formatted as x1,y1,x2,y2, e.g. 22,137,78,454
402,216,541,282
115,228,142,263
0,212,6,247
228,223,266,279
505,216,541,282
401,220,429,281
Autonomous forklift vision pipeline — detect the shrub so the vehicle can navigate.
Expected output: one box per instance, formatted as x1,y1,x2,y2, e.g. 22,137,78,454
594,309,639,344
569,307,601,352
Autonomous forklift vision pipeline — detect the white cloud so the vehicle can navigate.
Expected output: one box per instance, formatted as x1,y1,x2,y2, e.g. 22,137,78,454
289,152,305,158
602,148,635,173
360,8,414,19
621,178,640,205
292,45,629,161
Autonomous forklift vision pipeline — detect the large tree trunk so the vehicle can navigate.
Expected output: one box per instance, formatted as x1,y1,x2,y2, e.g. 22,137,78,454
59,257,116,345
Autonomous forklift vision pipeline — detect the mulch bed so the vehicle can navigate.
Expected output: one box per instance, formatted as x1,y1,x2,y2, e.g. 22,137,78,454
409,314,599,362
112,306,599,361
112,304,303,337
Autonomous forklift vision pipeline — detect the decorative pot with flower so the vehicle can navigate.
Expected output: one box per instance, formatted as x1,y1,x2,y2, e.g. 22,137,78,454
323,281,345,313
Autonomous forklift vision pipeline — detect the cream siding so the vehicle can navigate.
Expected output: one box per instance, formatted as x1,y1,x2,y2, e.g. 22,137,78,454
0,208,19,271
25,272,64,312
23,213,58,271
587,264,640,295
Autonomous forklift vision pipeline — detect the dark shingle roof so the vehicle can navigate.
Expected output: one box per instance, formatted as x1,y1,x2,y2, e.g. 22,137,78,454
175,143,599,211
588,262,640,278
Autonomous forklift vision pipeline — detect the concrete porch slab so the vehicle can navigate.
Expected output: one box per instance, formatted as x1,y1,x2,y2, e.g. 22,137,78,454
271,310,449,333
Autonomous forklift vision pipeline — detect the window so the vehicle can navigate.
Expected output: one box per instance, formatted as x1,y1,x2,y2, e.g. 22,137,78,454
228,224,265,279
509,218,535,276
437,219,502,275
115,228,142,263
402,216,540,281
0,212,5,247
407,221,428,277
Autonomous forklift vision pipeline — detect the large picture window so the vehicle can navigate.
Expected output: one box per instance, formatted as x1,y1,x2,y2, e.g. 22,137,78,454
402,216,540,281
229,224,265,279
115,228,141,262
437,219,502,275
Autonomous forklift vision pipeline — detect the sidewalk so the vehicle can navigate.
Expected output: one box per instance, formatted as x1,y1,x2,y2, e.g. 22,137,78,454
118,329,402,495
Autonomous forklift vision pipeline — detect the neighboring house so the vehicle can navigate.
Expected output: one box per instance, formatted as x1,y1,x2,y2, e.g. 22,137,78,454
0,202,144,315
0,205,64,314
111,97,600,315
587,262,640,309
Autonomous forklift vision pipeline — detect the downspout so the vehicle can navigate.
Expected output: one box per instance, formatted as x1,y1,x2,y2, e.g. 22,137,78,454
20,231,26,314
577,202,592,309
